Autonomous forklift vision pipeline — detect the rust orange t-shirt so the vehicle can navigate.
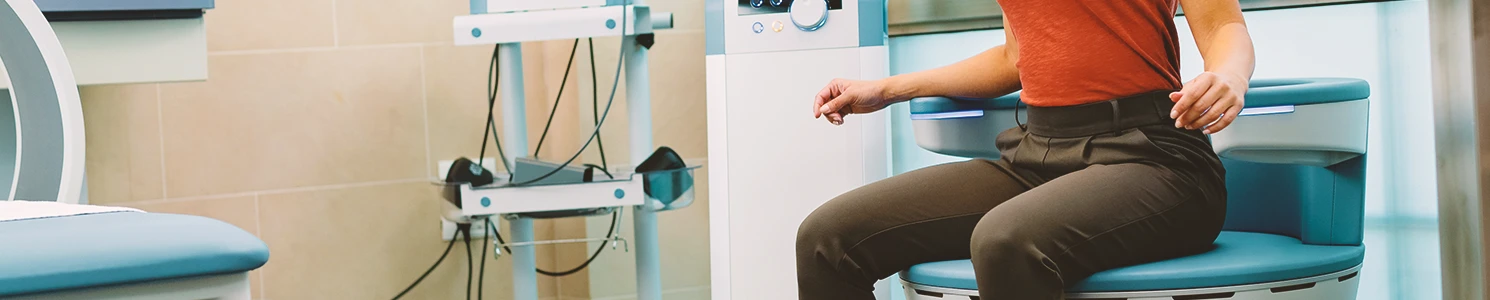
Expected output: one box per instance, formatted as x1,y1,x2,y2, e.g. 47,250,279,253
999,0,1184,107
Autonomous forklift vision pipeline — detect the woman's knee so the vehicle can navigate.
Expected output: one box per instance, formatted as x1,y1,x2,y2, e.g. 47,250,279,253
969,220,1043,263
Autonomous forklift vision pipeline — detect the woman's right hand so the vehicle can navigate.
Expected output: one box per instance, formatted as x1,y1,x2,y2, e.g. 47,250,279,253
813,78,894,125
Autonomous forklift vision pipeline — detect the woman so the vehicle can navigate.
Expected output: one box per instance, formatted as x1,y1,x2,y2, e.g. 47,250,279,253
796,0,1254,299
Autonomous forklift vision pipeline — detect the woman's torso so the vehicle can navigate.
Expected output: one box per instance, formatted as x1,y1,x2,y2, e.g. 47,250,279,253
999,0,1183,107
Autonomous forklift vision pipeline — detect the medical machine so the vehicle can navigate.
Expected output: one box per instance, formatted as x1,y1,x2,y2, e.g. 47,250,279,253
0,0,269,299
901,78,1369,300
444,2,689,300
705,0,891,299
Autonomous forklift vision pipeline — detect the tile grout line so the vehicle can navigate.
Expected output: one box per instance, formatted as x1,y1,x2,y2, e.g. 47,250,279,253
208,43,439,56
154,84,168,200
330,0,339,47
124,178,431,205
420,46,433,179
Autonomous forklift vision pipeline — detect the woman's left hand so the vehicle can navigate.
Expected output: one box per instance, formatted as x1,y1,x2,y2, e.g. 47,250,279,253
1169,72,1248,134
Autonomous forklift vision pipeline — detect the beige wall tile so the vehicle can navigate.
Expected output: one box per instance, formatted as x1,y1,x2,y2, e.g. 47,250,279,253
257,182,559,299
647,32,707,159
423,44,509,176
120,196,261,298
80,84,164,204
158,47,427,198
336,0,468,46
206,0,335,51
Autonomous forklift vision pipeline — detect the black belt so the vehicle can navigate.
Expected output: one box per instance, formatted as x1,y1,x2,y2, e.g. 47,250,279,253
1023,91,1177,138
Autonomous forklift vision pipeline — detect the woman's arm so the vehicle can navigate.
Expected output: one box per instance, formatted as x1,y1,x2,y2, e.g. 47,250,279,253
1170,0,1255,134
885,19,1022,101
814,19,1021,124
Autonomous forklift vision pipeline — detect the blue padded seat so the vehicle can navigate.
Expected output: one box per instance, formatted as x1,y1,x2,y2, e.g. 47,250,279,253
0,212,270,297
901,231,1365,292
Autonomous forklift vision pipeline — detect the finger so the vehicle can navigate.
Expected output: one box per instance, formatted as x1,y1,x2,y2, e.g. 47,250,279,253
1204,105,1244,134
1181,83,1227,129
820,94,855,117
1193,97,1234,129
1171,75,1213,123
813,82,838,119
827,112,844,125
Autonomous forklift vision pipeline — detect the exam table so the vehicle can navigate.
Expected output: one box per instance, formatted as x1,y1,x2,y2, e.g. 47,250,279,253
900,78,1370,300
0,0,268,298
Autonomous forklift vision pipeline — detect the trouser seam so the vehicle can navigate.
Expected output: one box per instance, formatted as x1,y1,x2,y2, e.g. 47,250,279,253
833,211,989,274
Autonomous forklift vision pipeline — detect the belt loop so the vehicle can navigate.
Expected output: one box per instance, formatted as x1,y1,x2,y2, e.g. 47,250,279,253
1109,99,1121,132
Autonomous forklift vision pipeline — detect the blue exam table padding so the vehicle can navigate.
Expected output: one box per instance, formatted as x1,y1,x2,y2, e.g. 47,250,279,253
901,231,1365,292
907,78,1370,115
0,212,269,297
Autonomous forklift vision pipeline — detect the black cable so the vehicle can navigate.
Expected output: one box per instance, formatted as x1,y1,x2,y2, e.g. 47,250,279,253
463,228,473,300
588,37,609,171
477,219,491,300
534,39,583,158
508,9,629,187
391,230,461,300
481,46,514,178
489,211,620,277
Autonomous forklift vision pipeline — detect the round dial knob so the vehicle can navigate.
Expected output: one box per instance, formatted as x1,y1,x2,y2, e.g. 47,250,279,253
789,0,828,31
750,0,766,8
770,0,789,7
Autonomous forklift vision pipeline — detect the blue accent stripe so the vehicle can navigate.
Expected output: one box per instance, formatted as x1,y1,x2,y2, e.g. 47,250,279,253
706,0,725,55
470,0,486,15
1238,105,1295,116
858,0,885,47
910,110,984,120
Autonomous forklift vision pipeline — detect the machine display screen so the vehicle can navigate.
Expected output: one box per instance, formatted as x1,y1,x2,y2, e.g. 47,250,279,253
737,0,843,16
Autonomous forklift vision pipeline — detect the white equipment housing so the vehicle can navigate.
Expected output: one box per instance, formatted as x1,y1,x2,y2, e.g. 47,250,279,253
706,0,890,299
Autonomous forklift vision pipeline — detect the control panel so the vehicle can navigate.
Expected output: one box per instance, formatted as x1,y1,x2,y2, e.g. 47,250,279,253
721,0,868,54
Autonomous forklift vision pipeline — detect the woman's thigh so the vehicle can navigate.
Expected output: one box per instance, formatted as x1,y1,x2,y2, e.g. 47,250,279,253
798,158,1033,280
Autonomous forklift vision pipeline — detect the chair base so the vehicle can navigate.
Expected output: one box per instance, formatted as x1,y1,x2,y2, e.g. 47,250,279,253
903,264,1361,300
8,272,251,300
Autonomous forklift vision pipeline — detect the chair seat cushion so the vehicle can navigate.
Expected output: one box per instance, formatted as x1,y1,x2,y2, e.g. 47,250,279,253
0,212,269,296
899,231,1364,292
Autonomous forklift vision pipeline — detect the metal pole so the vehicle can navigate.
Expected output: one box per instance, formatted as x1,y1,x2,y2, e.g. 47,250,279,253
509,217,540,300
1429,0,1488,298
624,1,663,299
498,38,538,300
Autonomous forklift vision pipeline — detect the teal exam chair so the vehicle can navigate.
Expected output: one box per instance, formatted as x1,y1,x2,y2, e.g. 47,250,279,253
0,0,268,298
899,78,1369,300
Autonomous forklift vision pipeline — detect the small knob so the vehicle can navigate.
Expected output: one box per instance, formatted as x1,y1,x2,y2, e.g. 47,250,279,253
750,0,766,8
789,0,828,31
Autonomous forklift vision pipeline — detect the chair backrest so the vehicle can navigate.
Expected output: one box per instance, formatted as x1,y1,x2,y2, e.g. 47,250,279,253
0,0,87,203
907,78,1371,246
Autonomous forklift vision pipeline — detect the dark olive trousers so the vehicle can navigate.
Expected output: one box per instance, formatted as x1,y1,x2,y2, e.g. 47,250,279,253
796,92,1229,299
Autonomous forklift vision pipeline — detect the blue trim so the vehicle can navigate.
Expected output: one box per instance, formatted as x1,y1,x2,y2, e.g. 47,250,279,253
34,0,213,12
469,0,485,15
1245,78,1370,108
909,110,984,120
858,0,885,47
705,0,725,55
909,94,1023,114
1237,105,1295,116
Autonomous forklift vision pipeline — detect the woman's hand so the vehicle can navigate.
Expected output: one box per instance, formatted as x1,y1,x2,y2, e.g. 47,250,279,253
813,78,894,125
1169,72,1248,134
